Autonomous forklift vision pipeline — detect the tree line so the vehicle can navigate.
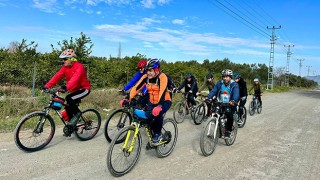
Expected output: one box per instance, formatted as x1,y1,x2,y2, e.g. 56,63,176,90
0,33,317,92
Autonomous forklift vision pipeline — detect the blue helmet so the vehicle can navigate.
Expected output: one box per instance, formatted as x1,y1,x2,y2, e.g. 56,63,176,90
233,72,241,79
145,58,160,69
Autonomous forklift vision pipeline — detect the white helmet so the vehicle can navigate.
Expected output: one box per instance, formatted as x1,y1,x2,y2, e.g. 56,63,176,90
254,78,259,82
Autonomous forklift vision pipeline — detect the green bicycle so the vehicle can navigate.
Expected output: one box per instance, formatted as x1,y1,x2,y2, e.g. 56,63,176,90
106,101,178,177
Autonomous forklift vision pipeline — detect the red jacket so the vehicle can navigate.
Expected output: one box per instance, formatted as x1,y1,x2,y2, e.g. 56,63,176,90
45,61,91,92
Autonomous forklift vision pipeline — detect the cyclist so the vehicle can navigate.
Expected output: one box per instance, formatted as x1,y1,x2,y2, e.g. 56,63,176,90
119,59,148,108
207,69,239,138
175,73,198,111
197,72,215,117
233,72,247,118
121,58,172,144
43,49,91,136
249,78,262,108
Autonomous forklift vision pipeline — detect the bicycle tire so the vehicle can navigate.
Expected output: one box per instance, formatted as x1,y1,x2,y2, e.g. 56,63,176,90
200,117,219,156
107,126,142,177
237,107,247,128
193,103,205,125
14,111,55,152
249,101,255,116
104,108,132,143
173,102,186,124
257,103,262,114
156,118,178,158
225,119,238,146
74,109,101,141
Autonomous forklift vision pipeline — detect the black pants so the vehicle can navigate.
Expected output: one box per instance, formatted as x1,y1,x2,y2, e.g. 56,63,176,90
255,93,262,106
239,98,247,116
65,89,90,119
224,106,236,132
187,93,197,106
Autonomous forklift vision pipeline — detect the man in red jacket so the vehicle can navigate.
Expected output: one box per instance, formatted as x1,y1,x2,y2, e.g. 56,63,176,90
44,49,91,136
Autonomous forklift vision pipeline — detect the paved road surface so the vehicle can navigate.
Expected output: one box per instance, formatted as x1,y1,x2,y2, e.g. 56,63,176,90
0,90,319,180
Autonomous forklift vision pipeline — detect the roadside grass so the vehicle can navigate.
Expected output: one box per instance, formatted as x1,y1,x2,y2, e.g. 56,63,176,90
0,87,123,133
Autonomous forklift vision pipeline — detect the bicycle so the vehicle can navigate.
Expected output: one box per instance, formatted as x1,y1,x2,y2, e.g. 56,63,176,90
200,100,238,156
236,102,247,128
14,89,101,152
192,92,209,125
106,101,178,177
173,92,201,124
248,94,262,116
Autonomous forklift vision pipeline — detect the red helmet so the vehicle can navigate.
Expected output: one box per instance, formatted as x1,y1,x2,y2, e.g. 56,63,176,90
137,59,147,69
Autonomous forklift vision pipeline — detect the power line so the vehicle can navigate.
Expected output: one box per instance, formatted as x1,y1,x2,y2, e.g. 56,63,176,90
207,0,270,38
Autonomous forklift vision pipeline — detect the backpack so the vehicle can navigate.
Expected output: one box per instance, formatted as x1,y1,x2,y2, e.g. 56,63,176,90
161,72,176,93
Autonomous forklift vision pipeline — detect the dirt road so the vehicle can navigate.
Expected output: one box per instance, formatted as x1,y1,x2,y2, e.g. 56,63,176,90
1,90,319,180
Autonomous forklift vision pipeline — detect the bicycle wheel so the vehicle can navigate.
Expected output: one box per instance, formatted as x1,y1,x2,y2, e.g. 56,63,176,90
14,111,55,152
200,117,219,156
156,118,178,158
225,119,238,146
249,101,255,116
107,126,142,177
74,109,101,141
257,102,262,114
237,107,247,128
104,108,132,143
192,103,205,125
173,102,186,124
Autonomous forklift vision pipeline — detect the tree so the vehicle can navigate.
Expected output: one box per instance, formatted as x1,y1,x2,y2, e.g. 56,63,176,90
51,32,94,61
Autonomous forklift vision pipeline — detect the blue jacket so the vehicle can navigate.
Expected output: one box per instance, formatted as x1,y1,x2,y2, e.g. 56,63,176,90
207,79,240,103
124,71,147,95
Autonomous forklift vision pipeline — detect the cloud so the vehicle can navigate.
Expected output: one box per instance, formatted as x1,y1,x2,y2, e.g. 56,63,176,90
172,19,185,25
140,0,171,8
32,0,58,13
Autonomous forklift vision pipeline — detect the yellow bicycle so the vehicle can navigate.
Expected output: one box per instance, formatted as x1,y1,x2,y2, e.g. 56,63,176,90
106,105,178,177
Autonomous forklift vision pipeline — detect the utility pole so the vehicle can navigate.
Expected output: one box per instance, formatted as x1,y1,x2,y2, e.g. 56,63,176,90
297,59,305,76
118,42,121,59
267,26,281,90
306,65,312,76
284,45,294,87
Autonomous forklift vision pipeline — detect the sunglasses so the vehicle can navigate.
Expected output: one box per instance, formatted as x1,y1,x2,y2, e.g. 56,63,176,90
61,58,69,62
138,68,144,71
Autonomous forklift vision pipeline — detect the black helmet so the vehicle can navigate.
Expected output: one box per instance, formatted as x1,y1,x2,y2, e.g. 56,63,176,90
185,73,193,79
145,58,160,70
221,69,233,77
233,72,241,79
206,73,213,79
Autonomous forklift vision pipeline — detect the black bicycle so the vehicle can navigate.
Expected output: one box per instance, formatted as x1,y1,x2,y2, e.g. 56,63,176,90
236,103,247,128
14,89,101,152
248,94,262,116
200,100,238,156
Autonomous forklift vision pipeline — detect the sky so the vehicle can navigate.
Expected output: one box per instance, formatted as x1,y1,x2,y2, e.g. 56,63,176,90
0,0,320,77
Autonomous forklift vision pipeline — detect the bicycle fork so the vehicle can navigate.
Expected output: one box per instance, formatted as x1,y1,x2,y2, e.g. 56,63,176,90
207,116,219,138
123,122,139,153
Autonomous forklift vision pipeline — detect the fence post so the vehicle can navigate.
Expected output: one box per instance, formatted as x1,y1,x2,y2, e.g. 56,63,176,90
32,61,37,97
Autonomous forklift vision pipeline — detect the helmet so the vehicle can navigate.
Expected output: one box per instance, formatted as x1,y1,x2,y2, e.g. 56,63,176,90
137,59,147,69
254,78,259,82
145,58,160,69
221,69,233,77
206,73,213,79
59,49,76,59
233,72,241,79
185,73,193,79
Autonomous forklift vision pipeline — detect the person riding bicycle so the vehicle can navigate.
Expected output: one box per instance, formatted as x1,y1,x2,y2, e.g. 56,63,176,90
121,58,172,144
175,73,198,111
43,49,91,136
233,72,247,118
197,72,215,117
119,59,148,108
207,69,239,138
248,78,262,107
